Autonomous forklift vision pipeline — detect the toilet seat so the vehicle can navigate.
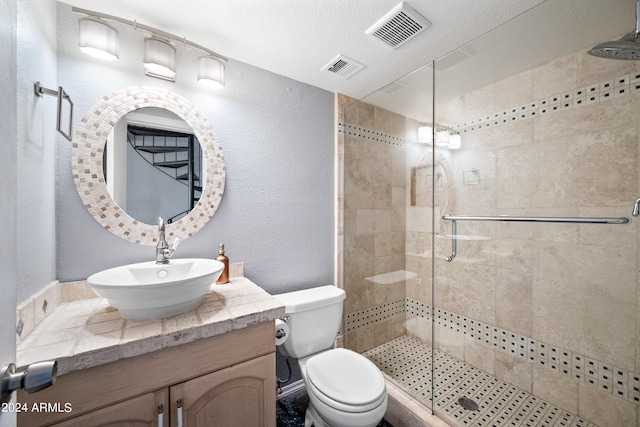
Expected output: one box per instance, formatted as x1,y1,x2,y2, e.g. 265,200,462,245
304,348,386,413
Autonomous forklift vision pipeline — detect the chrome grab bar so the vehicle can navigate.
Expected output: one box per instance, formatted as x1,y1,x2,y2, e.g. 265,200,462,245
442,214,631,262
442,215,630,224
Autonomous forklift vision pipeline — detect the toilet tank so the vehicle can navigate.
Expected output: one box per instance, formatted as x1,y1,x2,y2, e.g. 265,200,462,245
274,286,345,359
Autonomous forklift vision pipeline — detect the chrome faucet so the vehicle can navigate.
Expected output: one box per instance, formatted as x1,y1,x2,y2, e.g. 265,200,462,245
633,197,640,217
156,217,180,264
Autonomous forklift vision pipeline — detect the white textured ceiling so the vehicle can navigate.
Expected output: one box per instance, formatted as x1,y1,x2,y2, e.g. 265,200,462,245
363,0,637,121
59,0,552,99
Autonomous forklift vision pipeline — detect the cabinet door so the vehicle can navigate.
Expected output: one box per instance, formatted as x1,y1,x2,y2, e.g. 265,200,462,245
170,353,276,427
51,389,168,427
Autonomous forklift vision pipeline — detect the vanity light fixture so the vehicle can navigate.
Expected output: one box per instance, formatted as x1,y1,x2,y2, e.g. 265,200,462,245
144,38,176,81
73,6,227,87
435,129,450,147
417,125,433,144
448,133,462,150
198,56,225,88
78,18,119,61
418,124,460,150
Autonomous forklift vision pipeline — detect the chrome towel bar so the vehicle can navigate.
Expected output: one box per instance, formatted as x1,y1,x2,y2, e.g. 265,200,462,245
441,214,631,262
34,81,73,141
442,215,630,224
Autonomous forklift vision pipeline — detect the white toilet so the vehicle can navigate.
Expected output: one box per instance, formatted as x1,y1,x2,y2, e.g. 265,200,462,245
274,286,388,427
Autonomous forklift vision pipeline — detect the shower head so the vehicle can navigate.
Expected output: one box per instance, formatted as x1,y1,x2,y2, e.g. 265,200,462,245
588,32,640,60
588,0,640,60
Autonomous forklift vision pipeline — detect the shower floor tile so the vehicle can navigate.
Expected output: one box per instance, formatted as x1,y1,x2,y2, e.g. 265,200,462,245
364,336,599,427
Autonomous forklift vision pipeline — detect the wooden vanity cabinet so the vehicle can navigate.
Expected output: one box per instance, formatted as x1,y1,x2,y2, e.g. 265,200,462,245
171,354,274,426
18,322,276,427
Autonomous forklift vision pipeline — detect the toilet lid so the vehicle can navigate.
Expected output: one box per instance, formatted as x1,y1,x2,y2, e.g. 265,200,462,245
306,348,385,407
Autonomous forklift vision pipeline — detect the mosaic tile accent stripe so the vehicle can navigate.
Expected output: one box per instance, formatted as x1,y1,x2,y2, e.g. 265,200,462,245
345,298,640,406
341,73,640,146
344,299,405,332
338,122,410,147
365,336,599,427
452,73,640,136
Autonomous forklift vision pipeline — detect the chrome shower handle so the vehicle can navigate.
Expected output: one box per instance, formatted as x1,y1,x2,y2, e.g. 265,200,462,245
444,219,457,262
632,197,640,217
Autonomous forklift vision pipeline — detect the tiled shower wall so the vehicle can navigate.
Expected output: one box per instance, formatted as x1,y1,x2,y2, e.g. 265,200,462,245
339,45,640,427
339,95,421,351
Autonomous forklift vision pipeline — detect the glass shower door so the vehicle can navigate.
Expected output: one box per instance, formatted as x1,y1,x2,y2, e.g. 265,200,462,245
430,1,639,426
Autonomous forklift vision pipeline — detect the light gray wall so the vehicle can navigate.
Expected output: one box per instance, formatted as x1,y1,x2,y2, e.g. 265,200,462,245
54,3,334,296
15,1,58,303
0,0,18,424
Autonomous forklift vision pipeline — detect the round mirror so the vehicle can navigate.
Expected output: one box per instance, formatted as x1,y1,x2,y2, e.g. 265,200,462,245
104,107,205,225
72,86,225,246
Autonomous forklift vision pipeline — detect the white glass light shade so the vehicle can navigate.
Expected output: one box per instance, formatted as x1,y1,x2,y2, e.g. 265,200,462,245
198,56,225,88
448,134,462,149
417,125,433,144
78,18,119,61
144,38,176,81
436,130,450,146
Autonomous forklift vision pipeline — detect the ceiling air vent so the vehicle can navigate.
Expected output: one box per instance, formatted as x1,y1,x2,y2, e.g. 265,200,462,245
428,46,475,72
366,2,431,49
322,55,366,79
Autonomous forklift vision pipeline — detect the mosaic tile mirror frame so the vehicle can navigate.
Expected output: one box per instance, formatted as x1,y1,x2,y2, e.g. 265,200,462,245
72,86,226,246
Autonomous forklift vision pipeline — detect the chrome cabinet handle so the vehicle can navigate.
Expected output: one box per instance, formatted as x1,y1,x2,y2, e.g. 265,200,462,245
177,399,183,427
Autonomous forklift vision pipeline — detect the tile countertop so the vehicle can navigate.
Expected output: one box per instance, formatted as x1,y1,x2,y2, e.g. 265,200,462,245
17,277,285,376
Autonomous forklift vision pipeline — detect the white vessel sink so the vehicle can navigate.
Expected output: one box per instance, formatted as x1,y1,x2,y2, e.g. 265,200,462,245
87,258,224,320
